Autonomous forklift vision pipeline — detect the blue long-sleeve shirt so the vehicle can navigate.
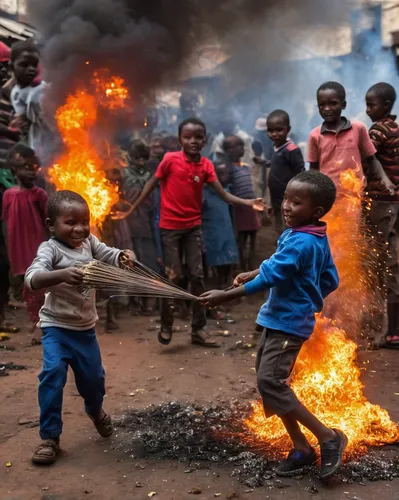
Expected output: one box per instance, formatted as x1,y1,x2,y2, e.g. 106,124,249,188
244,225,339,338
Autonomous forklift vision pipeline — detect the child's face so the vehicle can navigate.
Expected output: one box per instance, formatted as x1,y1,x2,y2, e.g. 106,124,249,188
47,201,90,248
225,138,245,161
12,50,39,86
149,139,165,160
179,123,206,158
13,154,39,188
0,61,9,86
129,154,148,169
366,90,390,122
282,180,323,227
317,89,345,125
267,116,290,147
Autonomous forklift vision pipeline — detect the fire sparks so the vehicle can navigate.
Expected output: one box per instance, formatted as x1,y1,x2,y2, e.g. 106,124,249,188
49,71,129,223
244,167,399,457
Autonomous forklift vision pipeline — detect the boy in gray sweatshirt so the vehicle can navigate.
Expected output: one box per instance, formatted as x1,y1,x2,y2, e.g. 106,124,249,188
25,190,134,465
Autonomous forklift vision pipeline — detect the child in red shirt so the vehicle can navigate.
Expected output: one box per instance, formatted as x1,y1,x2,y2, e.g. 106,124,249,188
2,143,47,329
130,118,264,347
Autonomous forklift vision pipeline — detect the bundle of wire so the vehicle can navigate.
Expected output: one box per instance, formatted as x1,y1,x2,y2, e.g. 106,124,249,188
79,259,198,301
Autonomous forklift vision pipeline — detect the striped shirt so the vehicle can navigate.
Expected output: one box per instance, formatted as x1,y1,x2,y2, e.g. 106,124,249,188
367,116,399,202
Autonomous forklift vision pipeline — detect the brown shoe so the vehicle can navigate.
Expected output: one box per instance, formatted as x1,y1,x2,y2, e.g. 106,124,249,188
191,329,220,348
32,439,60,465
89,412,113,437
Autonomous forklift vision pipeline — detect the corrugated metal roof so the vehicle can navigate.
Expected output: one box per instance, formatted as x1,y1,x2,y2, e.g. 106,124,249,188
0,16,38,40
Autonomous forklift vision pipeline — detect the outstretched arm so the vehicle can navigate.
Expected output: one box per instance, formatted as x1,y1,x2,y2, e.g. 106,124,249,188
209,179,265,211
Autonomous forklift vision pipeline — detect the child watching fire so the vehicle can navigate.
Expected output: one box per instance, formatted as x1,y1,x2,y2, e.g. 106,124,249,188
365,82,399,348
200,171,347,479
25,190,134,465
128,117,264,347
308,81,394,195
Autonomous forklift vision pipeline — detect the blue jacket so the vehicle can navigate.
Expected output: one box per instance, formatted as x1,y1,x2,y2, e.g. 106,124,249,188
244,224,339,338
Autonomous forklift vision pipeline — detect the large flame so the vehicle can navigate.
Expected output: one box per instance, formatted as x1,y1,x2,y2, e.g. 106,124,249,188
244,168,399,457
49,71,129,223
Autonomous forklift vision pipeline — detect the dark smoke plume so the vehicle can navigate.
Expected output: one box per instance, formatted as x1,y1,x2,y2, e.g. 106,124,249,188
27,0,355,113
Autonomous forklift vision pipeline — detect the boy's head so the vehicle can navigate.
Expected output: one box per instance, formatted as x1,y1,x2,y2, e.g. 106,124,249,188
8,143,39,189
366,82,396,123
178,118,207,159
162,135,181,153
149,134,165,160
317,81,346,125
267,109,291,147
282,170,336,227
11,40,39,87
222,135,245,162
128,140,150,169
47,190,90,248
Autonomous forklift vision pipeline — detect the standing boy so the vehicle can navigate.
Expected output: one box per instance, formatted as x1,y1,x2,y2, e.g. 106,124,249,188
267,109,305,236
308,81,394,194
129,118,264,347
200,171,347,479
365,83,399,348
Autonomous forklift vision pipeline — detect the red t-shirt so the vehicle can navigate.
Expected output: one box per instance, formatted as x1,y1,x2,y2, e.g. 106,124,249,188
155,151,217,230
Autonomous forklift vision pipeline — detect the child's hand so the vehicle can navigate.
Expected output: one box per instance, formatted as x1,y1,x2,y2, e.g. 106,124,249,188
233,272,253,287
248,198,266,212
199,290,228,307
380,177,396,196
119,249,136,269
59,267,84,286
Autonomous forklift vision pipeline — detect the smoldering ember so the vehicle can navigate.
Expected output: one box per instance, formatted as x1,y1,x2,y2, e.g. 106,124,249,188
1,0,399,499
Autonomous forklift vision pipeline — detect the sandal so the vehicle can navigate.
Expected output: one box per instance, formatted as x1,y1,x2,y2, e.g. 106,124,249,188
32,439,60,465
89,412,113,437
191,329,220,348
381,334,399,349
158,329,173,346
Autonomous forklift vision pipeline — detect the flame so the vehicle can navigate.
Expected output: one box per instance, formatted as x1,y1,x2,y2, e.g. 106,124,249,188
244,167,399,457
49,71,129,223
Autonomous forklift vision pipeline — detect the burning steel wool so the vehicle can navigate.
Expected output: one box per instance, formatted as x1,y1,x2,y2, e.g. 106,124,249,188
244,168,399,456
48,71,129,224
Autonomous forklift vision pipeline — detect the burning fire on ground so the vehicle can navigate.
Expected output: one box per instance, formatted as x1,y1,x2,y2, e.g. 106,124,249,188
244,168,399,457
49,70,129,224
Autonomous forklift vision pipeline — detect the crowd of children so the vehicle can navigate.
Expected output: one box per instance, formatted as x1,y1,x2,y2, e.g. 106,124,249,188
1,36,399,478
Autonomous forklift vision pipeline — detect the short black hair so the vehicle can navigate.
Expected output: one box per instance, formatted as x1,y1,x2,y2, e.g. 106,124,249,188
128,139,150,159
47,190,88,222
178,117,207,137
317,81,346,102
267,109,290,127
11,40,38,63
367,82,396,106
291,170,336,216
8,143,36,164
222,134,244,152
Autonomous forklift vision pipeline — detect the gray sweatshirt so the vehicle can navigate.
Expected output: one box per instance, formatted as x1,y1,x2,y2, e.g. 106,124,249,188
25,235,121,331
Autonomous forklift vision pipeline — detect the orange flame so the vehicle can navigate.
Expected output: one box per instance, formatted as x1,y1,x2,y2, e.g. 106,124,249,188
49,71,129,223
244,168,399,457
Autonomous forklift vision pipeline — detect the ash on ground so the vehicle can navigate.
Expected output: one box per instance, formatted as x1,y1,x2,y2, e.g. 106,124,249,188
115,401,399,489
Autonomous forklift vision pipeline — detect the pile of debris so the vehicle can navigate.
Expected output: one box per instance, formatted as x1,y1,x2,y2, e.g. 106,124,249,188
115,401,399,489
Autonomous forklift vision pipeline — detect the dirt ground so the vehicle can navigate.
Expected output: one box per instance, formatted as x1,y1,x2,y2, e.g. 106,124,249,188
1,230,399,500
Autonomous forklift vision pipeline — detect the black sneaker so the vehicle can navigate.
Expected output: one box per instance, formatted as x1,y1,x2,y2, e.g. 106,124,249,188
320,429,348,480
276,448,317,477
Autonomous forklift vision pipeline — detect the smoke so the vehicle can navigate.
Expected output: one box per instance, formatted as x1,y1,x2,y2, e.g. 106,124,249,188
27,1,356,110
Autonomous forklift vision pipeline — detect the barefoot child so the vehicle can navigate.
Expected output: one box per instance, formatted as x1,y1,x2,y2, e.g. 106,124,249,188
201,171,347,479
25,190,134,465
128,118,264,347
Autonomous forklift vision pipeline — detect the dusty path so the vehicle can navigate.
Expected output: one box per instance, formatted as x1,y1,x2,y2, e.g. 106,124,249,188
1,297,399,500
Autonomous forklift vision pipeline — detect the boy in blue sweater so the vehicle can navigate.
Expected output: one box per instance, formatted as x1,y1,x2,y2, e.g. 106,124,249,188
200,170,346,479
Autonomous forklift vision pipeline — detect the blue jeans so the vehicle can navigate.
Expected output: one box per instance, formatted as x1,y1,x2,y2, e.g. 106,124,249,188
38,326,105,440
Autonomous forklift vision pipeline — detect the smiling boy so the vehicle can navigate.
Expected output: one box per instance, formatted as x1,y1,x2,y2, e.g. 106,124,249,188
200,171,347,479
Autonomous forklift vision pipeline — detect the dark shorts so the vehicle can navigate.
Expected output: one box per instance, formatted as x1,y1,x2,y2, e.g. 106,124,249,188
256,328,305,418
